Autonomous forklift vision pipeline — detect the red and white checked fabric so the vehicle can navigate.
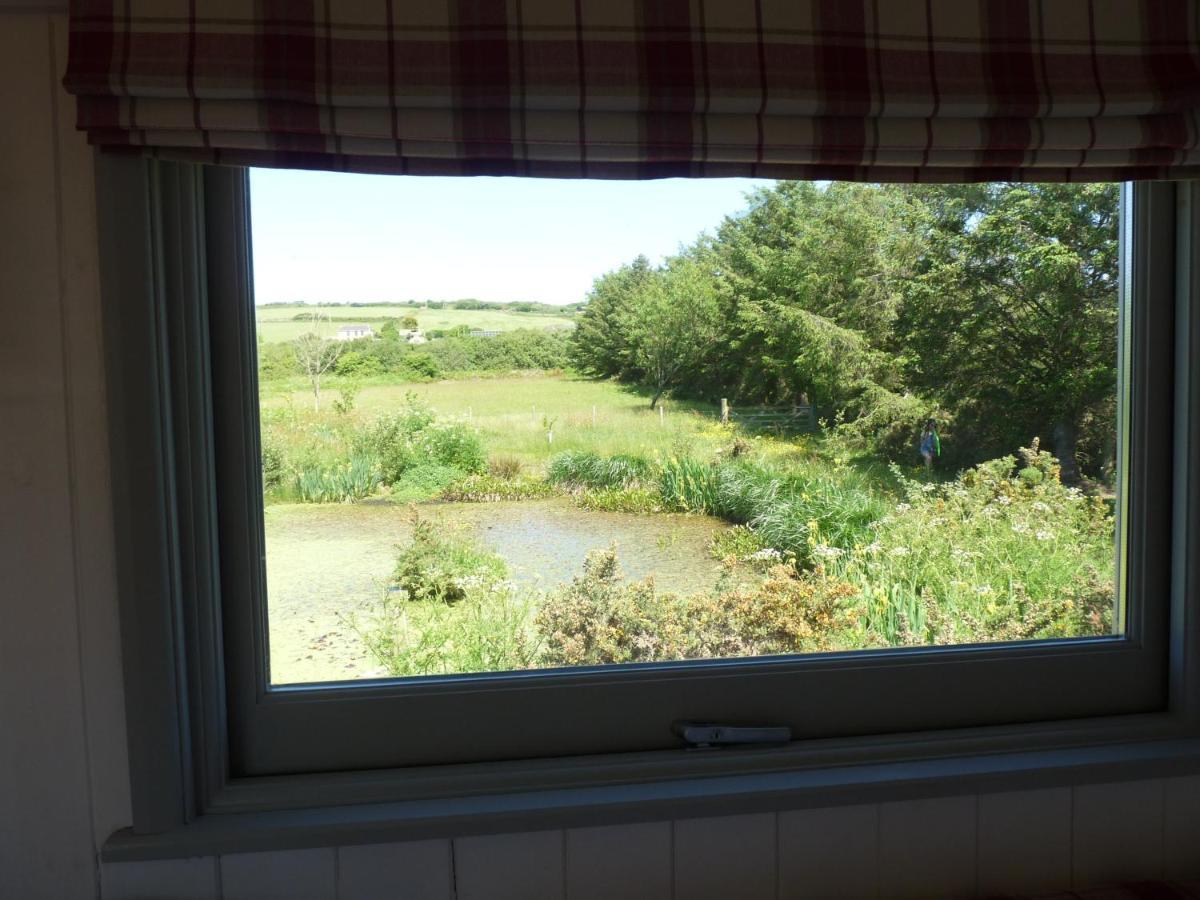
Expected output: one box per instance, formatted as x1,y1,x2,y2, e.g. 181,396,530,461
63,0,1200,182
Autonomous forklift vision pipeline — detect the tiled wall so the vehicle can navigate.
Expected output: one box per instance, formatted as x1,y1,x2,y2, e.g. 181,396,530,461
102,777,1200,900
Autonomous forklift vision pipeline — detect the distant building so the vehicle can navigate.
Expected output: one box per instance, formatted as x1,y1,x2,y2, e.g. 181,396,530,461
405,330,427,345
335,324,374,341
469,329,502,338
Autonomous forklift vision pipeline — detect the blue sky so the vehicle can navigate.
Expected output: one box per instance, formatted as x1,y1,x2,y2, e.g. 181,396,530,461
249,170,770,306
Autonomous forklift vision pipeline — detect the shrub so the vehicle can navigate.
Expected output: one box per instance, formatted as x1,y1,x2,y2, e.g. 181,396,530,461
332,380,361,416
835,385,940,464
391,513,508,604
402,353,441,380
418,423,487,474
260,433,286,490
335,351,383,378
355,582,538,677
535,548,862,667
390,463,464,502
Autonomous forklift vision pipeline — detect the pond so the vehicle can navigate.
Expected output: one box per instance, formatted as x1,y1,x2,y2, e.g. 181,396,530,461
263,498,729,684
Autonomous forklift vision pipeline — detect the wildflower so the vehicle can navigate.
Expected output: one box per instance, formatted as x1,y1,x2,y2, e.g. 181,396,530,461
744,548,783,562
1032,501,1051,513
889,546,911,557
895,502,912,513
920,483,937,493
1035,530,1054,541
812,544,844,559
864,541,883,554
974,585,994,596
995,495,1012,506
1011,522,1031,535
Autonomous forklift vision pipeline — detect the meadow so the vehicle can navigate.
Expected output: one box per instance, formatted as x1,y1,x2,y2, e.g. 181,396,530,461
258,371,1117,682
256,303,576,342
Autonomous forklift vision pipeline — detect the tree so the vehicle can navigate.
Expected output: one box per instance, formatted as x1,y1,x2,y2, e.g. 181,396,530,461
400,315,419,330
570,255,653,378
894,183,1118,479
621,257,721,409
292,311,343,411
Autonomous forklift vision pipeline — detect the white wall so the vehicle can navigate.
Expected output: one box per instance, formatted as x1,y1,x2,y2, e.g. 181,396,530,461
2,11,1198,900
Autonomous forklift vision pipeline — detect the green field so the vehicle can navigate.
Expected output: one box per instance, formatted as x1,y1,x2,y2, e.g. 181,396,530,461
256,304,576,343
261,374,727,467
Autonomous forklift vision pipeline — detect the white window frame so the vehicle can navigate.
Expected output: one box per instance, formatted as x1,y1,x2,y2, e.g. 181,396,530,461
94,156,1200,860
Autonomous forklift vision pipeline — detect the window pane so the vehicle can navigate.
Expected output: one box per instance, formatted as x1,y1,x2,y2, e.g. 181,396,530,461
249,174,1122,686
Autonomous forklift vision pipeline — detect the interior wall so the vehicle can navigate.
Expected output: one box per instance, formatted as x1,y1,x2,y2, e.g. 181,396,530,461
1,10,1199,900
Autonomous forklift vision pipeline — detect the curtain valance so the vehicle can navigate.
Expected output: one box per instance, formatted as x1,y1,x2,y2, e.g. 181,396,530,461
64,0,1200,181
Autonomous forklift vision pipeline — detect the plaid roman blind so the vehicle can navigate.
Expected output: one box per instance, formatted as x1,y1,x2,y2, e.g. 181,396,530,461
63,0,1200,182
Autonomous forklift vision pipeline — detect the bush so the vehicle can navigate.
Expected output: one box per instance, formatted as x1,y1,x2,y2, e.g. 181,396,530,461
835,385,940,464
335,351,383,378
419,423,487,475
390,463,465,502
821,438,1115,646
535,548,862,666
391,513,508,604
261,433,286,490
573,486,664,513
401,353,441,380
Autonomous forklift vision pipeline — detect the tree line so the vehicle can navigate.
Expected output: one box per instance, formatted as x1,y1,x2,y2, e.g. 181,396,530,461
569,182,1118,480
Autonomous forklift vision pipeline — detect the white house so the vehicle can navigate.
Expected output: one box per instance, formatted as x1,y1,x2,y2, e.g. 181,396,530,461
335,324,374,341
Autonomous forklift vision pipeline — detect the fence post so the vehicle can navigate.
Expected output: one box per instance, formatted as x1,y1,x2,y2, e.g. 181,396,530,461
720,398,729,424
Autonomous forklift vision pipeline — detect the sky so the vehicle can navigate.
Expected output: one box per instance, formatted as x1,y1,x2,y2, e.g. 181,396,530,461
249,170,771,306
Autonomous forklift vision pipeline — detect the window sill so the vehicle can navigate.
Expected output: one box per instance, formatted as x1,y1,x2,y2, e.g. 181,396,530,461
102,726,1200,862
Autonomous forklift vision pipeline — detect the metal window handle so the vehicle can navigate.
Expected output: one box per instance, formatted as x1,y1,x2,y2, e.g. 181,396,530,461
673,722,792,749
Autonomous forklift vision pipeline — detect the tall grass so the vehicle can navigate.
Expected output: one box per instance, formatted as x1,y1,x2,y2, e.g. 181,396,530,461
547,450,656,489
659,458,887,565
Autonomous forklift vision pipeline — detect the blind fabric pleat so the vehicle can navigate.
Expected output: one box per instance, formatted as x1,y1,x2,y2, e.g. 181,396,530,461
63,0,1200,181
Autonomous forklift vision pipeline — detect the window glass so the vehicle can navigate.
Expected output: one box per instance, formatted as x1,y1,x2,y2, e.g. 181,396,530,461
249,174,1122,686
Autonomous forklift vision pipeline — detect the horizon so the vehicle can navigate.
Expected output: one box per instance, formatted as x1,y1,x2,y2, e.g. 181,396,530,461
249,170,771,307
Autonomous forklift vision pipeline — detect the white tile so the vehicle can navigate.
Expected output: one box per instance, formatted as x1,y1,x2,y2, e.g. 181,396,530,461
565,822,670,900
673,813,775,900
778,804,878,900
220,848,336,900
878,796,976,900
978,788,1071,896
454,830,565,900
1164,775,1200,879
338,841,453,900
102,858,218,900
1072,780,1164,887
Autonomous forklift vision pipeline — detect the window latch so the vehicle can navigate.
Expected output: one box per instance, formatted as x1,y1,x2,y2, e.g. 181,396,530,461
673,722,792,749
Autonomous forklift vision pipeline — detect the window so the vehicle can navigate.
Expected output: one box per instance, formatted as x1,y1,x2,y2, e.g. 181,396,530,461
249,174,1131,692
97,157,1198,842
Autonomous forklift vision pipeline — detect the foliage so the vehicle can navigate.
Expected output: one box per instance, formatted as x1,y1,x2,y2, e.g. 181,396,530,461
821,439,1114,646
356,583,538,677
292,453,381,503
440,474,555,502
487,455,523,479
332,380,361,416
535,548,862,666
260,433,286,490
389,463,465,502
356,394,485,483
335,351,383,378
547,450,656,489
390,513,508,604
572,486,664,513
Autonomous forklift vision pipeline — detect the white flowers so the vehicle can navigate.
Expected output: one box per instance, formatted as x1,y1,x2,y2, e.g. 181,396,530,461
1011,521,1031,535
974,584,994,596
1035,530,1055,542
744,548,783,562
812,544,844,559
895,502,912,513
888,546,911,557
1032,501,1051,513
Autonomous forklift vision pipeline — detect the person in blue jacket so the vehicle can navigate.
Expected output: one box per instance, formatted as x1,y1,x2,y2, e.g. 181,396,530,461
919,419,941,469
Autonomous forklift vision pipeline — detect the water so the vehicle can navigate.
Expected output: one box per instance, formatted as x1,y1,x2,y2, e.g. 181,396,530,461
263,498,728,683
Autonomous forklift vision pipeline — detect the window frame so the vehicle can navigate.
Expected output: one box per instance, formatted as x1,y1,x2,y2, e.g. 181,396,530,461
95,154,1200,858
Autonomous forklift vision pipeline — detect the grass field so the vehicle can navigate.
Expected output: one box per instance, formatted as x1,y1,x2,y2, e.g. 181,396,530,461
255,304,576,343
261,373,736,467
